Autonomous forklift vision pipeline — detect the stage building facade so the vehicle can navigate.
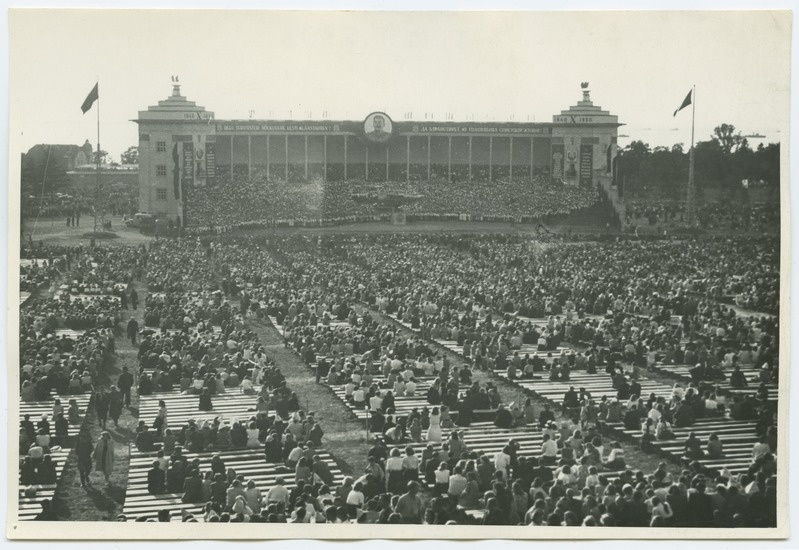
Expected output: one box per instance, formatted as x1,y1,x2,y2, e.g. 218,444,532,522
134,82,621,222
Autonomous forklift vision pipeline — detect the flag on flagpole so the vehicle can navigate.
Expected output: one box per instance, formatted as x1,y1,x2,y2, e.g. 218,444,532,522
81,83,99,114
673,89,692,117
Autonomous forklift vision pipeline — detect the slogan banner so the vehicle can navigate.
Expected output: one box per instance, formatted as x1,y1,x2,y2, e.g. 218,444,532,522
194,138,206,186
182,142,194,188
413,124,549,135
216,123,341,133
551,144,564,184
205,142,216,185
580,144,594,186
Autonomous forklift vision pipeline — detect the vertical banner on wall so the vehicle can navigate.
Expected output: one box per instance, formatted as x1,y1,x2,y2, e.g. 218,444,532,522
182,142,194,187
194,137,206,187
172,143,180,199
580,144,594,187
551,143,564,184
205,142,216,186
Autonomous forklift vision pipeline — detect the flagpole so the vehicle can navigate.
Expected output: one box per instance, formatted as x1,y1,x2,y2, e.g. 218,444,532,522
687,85,696,226
94,79,100,241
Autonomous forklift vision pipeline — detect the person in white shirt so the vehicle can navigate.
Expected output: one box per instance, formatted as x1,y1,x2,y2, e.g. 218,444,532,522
647,406,662,423
369,394,383,411
585,467,600,490
353,387,366,407
448,467,467,498
494,446,512,478
540,434,558,465
649,496,673,520
345,482,365,518
266,478,289,506
604,442,625,469
752,437,770,461
405,379,417,397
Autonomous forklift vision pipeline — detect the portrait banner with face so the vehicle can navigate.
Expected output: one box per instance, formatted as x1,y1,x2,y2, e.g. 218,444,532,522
363,112,393,144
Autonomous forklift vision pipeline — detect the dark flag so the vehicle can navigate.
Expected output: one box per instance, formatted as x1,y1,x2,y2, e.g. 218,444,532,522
81,83,99,114
673,89,692,117
172,143,181,199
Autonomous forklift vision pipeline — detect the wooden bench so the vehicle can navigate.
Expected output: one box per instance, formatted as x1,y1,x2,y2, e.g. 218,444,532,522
493,370,675,407
138,390,261,428
651,363,778,400
17,449,70,521
20,394,92,440
605,416,765,475
121,448,344,521
383,422,624,484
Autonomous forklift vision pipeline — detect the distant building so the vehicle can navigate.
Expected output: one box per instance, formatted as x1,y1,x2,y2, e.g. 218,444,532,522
66,163,139,214
134,82,622,224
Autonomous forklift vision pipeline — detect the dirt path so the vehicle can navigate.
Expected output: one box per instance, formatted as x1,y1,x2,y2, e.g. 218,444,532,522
53,281,144,521
246,316,371,479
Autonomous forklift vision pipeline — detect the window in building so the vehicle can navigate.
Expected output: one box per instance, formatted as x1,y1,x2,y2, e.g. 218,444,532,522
156,141,166,152
156,164,167,176
156,188,167,201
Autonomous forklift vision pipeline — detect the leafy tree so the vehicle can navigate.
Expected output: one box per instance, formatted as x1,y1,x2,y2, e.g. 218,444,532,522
20,144,80,195
713,123,746,155
620,124,779,203
121,146,138,165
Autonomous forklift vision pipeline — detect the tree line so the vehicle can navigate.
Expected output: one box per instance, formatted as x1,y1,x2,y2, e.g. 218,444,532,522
617,123,780,203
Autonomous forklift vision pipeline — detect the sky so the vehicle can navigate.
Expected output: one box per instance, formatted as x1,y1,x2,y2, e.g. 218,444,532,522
8,9,792,160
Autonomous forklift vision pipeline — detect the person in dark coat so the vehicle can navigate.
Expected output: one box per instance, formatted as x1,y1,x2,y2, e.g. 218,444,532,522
686,481,715,527
117,366,134,407
493,405,513,429
147,460,166,495
94,389,109,429
127,317,139,345
312,455,334,486
182,470,204,503
108,387,124,428
199,388,213,412
264,433,283,463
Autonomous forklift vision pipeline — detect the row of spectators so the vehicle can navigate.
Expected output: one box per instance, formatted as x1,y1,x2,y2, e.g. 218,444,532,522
185,171,599,229
180,235,778,526
131,240,343,525
18,244,144,502
625,201,779,232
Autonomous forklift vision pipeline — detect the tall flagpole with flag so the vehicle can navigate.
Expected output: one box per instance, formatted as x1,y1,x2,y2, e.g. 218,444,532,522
674,86,696,225
81,81,100,239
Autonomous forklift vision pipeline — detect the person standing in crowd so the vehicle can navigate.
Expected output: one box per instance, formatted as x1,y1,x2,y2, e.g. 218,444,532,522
75,431,94,487
108,386,124,429
95,388,109,430
117,366,134,408
93,431,115,484
127,317,139,346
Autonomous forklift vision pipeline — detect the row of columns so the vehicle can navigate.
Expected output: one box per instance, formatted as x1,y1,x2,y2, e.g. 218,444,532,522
228,134,543,182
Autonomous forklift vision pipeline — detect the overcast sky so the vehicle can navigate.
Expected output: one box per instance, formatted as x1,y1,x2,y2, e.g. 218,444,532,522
9,9,792,160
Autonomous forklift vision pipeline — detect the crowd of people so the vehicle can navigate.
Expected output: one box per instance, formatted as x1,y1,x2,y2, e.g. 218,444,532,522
184,171,599,230
18,230,779,527
625,200,779,233
18,242,150,514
